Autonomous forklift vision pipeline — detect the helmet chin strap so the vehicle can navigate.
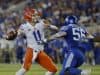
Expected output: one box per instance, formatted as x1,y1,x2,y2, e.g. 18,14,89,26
31,15,40,23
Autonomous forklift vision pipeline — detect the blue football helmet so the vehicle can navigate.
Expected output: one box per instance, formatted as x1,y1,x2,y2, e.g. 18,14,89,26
64,15,78,25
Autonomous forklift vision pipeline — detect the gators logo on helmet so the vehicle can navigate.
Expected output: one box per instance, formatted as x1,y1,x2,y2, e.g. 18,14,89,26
23,8,41,22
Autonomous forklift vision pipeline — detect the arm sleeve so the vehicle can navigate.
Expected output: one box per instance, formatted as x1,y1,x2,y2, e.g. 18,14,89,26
17,24,25,35
60,26,68,32
48,26,68,40
49,25,58,30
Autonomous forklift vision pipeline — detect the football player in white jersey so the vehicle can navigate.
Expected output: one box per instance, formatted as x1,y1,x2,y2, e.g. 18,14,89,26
5,8,58,75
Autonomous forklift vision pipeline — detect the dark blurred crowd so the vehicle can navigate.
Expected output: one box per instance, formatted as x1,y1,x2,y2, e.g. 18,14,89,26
25,0,100,27
0,0,100,64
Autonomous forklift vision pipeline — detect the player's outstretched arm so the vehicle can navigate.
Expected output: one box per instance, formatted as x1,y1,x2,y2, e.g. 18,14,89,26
48,31,66,41
86,33,100,42
49,25,59,31
43,19,59,31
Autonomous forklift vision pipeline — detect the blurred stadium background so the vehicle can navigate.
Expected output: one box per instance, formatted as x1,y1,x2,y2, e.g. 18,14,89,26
0,0,100,75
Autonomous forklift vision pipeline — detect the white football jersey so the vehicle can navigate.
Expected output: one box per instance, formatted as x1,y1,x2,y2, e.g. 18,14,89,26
18,21,45,52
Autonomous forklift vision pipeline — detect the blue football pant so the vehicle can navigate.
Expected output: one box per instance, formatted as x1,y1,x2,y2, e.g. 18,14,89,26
60,48,85,75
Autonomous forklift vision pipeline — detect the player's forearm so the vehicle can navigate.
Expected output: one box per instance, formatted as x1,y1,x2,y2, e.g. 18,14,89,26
87,34,94,39
43,19,59,31
86,34,100,42
48,32,66,40
49,25,59,31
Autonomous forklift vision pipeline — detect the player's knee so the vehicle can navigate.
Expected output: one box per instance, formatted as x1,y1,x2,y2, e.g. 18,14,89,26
23,63,31,71
54,66,58,72
52,66,57,72
49,66,58,72
23,66,29,71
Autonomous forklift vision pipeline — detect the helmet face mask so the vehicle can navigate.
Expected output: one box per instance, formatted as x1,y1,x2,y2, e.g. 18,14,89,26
31,12,40,23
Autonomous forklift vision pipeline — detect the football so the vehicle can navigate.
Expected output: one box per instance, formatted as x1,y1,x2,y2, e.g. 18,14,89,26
6,30,17,40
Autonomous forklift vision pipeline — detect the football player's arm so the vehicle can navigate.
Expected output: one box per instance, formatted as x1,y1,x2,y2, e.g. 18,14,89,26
17,28,24,36
49,25,59,31
86,33,100,42
43,19,59,31
84,28,94,39
48,26,68,40
4,28,24,40
84,33,94,42
48,31,67,40
86,33,94,39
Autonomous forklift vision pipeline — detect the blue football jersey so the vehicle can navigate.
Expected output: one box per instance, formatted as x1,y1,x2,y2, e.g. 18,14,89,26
60,24,87,48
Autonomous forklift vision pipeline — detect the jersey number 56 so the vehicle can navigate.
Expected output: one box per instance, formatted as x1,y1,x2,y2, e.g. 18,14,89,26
72,27,86,41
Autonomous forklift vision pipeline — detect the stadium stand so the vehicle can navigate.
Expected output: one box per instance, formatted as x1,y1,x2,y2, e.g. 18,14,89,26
0,0,100,64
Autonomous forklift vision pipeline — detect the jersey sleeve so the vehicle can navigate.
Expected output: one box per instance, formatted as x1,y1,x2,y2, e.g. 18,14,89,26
35,21,44,30
60,26,68,32
49,25,58,30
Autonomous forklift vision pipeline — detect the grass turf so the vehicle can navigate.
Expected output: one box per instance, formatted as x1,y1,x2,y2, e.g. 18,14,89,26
0,64,100,75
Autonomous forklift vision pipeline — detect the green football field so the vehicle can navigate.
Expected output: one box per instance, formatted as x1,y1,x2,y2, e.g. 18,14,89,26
0,64,100,75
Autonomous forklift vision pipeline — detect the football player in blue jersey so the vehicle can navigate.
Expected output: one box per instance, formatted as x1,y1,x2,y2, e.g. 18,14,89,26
48,15,92,75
